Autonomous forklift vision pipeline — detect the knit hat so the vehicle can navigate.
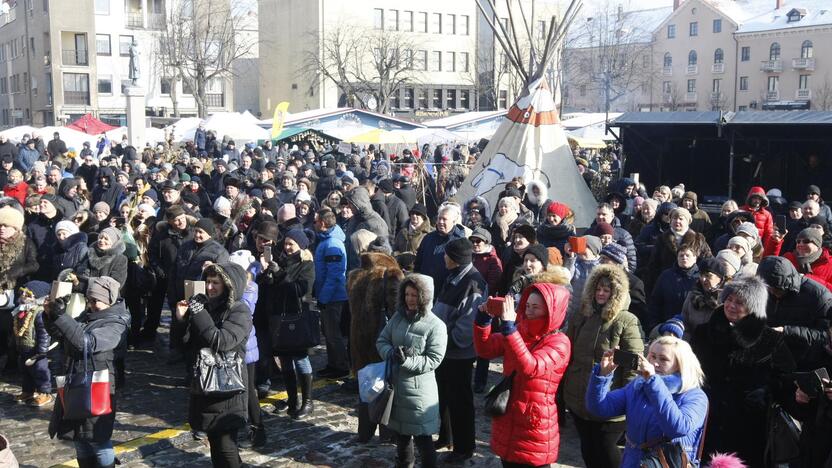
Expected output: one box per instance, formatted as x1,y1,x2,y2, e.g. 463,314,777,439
658,315,685,339
99,227,121,246
716,249,742,274
595,222,614,237
0,206,24,230
599,242,628,267
789,201,803,210
180,191,199,207
513,224,537,244
21,280,50,300
378,178,395,194
524,244,549,269
469,226,492,244
807,185,822,197
367,236,392,255
736,222,759,245
444,238,473,265
86,276,121,305
670,207,692,224
698,257,727,280
228,250,256,273
55,220,79,236
194,218,215,238
92,202,111,215
585,235,602,256
409,203,428,220
256,221,279,242
143,189,158,202
547,202,571,219
727,236,750,254
213,196,232,217
547,247,563,267
277,203,296,223
285,228,310,250
797,227,823,249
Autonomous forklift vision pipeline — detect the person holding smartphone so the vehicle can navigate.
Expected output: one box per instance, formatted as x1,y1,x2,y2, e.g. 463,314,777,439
585,336,708,468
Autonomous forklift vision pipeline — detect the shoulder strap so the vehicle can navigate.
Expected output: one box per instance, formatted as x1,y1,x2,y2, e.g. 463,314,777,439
697,405,709,460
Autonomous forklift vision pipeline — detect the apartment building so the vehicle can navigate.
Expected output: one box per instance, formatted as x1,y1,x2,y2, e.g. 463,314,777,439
0,0,234,130
258,0,559,121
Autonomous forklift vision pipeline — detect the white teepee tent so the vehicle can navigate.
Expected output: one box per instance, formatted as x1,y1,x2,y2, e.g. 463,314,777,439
454,0,598,227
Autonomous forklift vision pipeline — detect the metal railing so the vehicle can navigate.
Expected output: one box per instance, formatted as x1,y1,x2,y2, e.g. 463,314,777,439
686,64,698,75
61,49,88,66
766,90,779,101
712,63,725,74
710,92,723,101
685,91,697,102
126,12,144,28
792,58,816,71
205,93,224,108
662,66,673,76
760,60,783,72
796,89,811,100
64,91,90,105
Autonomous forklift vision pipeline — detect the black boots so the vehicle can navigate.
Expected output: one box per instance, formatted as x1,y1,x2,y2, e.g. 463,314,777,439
276,370,298,415
293,373,314,420
239,424,266,449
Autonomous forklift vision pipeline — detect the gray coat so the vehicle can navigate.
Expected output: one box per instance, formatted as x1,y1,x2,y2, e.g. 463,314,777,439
377,273,447,436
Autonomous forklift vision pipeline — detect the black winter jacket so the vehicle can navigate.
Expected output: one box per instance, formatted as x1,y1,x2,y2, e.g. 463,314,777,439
27,213,61,281
55,232,89,274
76,240,129,292
148,222,193,282
171,239,229,302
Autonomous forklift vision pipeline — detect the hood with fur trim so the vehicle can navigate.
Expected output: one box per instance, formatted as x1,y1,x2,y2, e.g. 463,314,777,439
201,261,248,310
396,273,434,317
580,264,631,322
525,180,548,206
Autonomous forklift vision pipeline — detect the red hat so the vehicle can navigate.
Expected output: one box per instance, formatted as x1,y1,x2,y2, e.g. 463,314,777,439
596,222,615,237
547,202,571,219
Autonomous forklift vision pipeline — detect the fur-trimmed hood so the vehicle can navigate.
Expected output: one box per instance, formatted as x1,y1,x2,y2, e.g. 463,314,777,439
201,261,248,310
525,180,548,206
396,273,434,317
580,264,631,322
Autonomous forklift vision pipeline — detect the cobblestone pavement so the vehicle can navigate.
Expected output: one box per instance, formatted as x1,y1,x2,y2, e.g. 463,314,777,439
0,312,584,468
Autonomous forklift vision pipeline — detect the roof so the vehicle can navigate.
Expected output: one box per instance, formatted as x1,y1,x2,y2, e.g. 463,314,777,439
561,112,624,129
613,111,724,125
568,6,673,48
613,110,832,126
423,110,507,129
736,0,832,33
272,107,424,130
728,111,832,125
67,113,118,135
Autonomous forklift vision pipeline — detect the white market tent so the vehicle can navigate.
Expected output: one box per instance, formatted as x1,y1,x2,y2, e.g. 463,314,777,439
164,112,269,143
40,126,98,152
0,125,38,143
105,126,168,146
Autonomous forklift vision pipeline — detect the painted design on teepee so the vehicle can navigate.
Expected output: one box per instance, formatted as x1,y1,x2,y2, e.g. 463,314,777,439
471,152,551,199
507,77,560,127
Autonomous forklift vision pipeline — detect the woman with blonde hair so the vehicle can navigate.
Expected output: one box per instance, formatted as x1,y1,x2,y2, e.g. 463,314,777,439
585,335,709,467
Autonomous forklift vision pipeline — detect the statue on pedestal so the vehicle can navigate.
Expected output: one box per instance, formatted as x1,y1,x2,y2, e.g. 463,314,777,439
128,40,141,86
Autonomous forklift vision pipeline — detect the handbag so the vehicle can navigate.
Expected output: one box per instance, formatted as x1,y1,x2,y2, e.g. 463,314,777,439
191,309,246,396
482,331,556,417
56,335,112,420
367,356,395,425
639,440,689,468
271,295,321,350
765,402,802,465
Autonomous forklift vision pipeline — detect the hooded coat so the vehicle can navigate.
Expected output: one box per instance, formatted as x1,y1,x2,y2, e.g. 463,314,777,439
76,235,128,292
536,219,576,255
348,252,404,372
186,262,252,433
782,249,832,292
413,224,468,294
634,202,675,269
376,274,448,436
0,232,39,290
55,179,82,218
474,283,572,466
393,218,433,254
259,249,315,355
345,187,389,268
681,281,722,339
54,232,89,274
646,263,700,333
740,186,774,246
91,167,125,212
681,191,712,234
313,224,348,305
522,180,551,225
563,265,644,421
147,220,193,282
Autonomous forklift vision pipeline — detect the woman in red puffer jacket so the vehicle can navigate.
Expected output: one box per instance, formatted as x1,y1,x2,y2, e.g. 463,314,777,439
474,283,572,466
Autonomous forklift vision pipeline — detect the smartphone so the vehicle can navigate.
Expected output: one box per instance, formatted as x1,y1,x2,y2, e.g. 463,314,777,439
775,215,787,233
184,280,206,299
613,349,640,371
114,216,126,228
568,236,587,255
263,245,272,263
486,297,505,317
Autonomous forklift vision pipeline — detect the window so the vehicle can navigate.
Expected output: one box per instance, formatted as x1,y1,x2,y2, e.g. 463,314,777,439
767,75,778,91
0,77,6,94
663,52,672,67
738,105,748,111
688,50,697,65
801,40,813,59
713,19,722,33
459,52,469,72
432,89,442,108
445,51,455,72
662,81,671,94
160,77,171,94
431,51,441,71
402,11,413,32
97,76,112,94
402,49,414,69
714,48,724,64
183,80,193,95
94,0,109,15
687,79,696,93
446,89,456,108
417,88,428,108
741,46,750,61
390,90,400,109
415,50,427,70
431,13,442,34
119,35,133,56
417,12,427,33
787,10,803,23
460,15,469,35
498,90,508,109
579,85,586,96
739,76,748,90
373,8,383,30
689,22,698,36
667,24,676,38
537,20,546,39
446,14,455,34
712,79,721,92
96,34,110,55
799,74,809,89
460,90,470,109
499,52,509,72
386,9,398,31
769,42,780,61
643,55,650,67
63,72,89,92
403,88,414,108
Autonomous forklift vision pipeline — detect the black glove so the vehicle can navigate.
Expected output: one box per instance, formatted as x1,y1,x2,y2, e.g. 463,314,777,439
50,297,67,318
267,261,280,273
393,346,407,364
188,293,209,314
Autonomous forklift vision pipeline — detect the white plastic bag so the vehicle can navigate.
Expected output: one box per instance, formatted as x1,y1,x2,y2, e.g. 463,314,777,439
357,361,387,403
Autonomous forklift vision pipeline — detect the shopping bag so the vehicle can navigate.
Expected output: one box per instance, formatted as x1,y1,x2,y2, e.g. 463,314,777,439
56,335,112,420
358,361,387,403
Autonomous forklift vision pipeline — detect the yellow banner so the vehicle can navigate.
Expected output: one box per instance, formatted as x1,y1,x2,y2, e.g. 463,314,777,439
271,101,290,139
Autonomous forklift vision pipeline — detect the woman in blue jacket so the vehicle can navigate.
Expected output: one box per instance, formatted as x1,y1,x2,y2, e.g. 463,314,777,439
585,335,709,467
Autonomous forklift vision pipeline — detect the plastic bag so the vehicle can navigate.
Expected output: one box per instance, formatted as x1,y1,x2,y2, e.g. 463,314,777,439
66,293,86,319
358,361,387,403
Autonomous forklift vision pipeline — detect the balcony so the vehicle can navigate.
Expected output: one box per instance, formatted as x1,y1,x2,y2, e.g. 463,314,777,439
686,65,698,75
206,93,225,108
797,88,811,100
62,49,88,66
710,92,723,102
662,66,673,76
126,12,144,28
792,58,816,71
760,60,783,72
712,63,725,74
685,91,697,102
148,13,165,29
64,91,90,105
766,90,779,101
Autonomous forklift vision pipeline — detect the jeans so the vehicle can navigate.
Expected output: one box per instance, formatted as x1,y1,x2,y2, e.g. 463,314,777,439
74,440,114,466
571,414,626,468
17,353,51,393
207,429,241,468
277,355,312,375
319,301,349,371
436,357,476,455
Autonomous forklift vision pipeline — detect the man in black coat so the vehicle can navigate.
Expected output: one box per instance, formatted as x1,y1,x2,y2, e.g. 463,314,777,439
27,194,63,281
394,175,417,210
378,178,408,241
46,131,68,158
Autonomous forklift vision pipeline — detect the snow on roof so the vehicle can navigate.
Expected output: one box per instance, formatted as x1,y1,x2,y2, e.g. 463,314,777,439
568,6,673,48
423,110,507,129
735,0,832,33
561,112,624,129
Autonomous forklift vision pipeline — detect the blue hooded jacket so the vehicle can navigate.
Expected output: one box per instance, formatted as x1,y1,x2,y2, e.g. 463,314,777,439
314,224,348,304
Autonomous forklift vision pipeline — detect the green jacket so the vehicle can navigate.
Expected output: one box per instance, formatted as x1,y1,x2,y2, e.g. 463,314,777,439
377,273,447,436
562,264,644,421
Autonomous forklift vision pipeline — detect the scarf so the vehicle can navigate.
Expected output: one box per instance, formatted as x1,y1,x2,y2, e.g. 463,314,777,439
636,372,683,395
494,209,518,242
796,248,823,273
520,317,548,339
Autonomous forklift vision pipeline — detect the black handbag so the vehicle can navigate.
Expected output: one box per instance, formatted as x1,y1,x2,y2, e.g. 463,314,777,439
56,335,113,420
484,371,515,416
271,295,321,351
639,440,689,468
368,357,395,425
765,402,801,465
191,310,246,396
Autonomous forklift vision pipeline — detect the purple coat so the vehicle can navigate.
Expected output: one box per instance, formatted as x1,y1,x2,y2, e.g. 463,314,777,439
241,281,259,364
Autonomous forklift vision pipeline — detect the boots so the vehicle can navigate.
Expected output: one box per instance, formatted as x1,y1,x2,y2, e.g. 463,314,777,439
357,402,375,443
75,457,97,468
279,370,298,416
293,373,314,420
239,424,266,449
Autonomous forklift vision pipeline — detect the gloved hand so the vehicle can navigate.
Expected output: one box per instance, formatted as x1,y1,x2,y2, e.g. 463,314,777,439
50,296,67,319
188,293,209,315
393,346,407,364
268,261,280,273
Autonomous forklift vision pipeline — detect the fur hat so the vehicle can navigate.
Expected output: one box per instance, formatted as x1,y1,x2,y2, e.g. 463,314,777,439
0,206,24,231
698,257,727,280
86,276,121,305
409,203,428,220
720,275,768,319
165,205,185,219
444,237,473,265
367,236,392,255
513,224,537,244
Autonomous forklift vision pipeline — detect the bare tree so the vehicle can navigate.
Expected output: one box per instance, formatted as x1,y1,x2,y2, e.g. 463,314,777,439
158,0,257,117
813,74,832,110
662,82,683,111
301,26,424,114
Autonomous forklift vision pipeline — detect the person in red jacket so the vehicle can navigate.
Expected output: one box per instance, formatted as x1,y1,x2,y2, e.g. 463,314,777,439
474,282,572,467
781,228,832,291
3,169,28,205
741,186,774,246
470,226,504,393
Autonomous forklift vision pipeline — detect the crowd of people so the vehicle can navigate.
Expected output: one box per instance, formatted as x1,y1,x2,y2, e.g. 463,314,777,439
0,126,830,468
